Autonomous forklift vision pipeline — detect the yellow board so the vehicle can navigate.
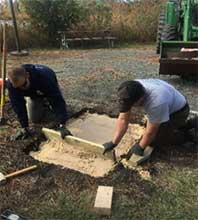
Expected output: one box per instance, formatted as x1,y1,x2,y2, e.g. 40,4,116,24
42,127,114,161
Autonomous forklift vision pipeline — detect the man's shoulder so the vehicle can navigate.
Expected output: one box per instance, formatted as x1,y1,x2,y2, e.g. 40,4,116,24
22,64,35,70
22,64,48,73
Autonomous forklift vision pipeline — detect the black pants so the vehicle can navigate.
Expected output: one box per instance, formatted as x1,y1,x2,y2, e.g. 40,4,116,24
150,104,190,147
26,96,55,124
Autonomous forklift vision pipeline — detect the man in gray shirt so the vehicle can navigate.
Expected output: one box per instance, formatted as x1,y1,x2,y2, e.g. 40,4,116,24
103,79,197,157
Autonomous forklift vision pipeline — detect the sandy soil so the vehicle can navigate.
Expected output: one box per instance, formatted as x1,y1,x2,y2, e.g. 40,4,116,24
31,113,144,177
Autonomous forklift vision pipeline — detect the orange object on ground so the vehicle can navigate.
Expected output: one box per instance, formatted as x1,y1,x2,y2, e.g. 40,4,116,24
0,78,8,90
0,78,3,89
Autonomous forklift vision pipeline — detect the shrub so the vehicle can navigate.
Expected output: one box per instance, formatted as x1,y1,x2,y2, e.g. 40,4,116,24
111,0,161,42
20,0,81,46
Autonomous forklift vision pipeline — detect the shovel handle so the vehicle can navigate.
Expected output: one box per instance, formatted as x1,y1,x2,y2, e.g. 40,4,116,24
5,165,37,178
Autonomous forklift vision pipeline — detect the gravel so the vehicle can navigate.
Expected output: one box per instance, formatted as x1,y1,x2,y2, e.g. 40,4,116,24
53,48,197,115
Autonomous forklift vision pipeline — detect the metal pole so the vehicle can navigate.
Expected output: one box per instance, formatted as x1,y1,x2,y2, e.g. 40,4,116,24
9,0,21,52
0,23,7,124
183,0,190,41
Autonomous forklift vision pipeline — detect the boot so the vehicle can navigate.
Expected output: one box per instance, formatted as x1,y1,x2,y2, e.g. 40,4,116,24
184,115,198,131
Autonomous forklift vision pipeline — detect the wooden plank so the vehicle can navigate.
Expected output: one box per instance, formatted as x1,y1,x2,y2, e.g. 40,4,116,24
42,127,114,160
128,146,154,166
94,186,113,216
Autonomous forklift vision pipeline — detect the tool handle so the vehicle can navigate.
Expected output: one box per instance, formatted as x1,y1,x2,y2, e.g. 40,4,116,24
5,165,37,178
0,23,7,119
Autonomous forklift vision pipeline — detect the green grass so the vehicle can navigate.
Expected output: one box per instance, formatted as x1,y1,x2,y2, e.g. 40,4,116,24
26,191,97,220
111,167,198,220
115,42,155,49
19,166,198,220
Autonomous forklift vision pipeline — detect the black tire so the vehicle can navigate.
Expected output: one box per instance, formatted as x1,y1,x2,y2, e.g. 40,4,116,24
192,5,198,26
156,10,165,54
161,24,178,41
156,0,179,54
161,0,179,41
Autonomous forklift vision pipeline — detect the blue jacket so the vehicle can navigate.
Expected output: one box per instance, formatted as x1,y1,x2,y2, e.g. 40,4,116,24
7,64,68,128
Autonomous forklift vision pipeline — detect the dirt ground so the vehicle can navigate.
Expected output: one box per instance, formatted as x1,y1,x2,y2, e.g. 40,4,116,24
0,47,197,220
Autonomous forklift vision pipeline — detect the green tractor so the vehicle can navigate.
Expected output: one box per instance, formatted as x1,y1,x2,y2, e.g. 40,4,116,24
156,0,198,78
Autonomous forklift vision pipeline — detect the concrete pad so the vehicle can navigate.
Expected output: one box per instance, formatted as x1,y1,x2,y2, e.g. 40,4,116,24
67,113,116,144
42,128,114,160
128,146,154,166
94,186,113,215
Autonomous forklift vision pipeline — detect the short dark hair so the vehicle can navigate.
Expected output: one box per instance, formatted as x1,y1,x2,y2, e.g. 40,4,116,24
118,80,145,112
8,67,26,83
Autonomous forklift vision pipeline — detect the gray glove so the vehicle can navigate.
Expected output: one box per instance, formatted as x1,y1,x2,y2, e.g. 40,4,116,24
103,141,117,155
125,143,144,160
59,124,73,139
11,128,31,141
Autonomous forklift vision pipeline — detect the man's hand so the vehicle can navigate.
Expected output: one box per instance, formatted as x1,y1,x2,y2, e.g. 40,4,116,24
59,124,73,139
11,128,31,141
125,143,144,160
103,141,117,155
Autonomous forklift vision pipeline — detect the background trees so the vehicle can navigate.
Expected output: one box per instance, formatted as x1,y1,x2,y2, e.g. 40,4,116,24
0,0,161,48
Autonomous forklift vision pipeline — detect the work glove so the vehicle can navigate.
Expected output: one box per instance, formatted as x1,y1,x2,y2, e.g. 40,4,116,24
125,143,144,160
11,128,31,141
59,124,73,139
103,141,117,155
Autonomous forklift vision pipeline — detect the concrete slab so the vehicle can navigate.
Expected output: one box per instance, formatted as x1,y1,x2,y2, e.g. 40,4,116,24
42,127,114,160
94,186,113,216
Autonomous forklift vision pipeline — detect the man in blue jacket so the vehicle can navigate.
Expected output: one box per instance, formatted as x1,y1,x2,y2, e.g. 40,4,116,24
7,64,71,140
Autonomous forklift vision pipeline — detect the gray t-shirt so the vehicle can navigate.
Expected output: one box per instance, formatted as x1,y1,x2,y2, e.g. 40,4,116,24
136,79,186,123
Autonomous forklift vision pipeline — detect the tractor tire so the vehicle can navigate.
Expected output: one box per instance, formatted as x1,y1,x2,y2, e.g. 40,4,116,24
161,24,178,41
156,0,180,54
192,5,198,26
161,0,179,41
156,11,165,54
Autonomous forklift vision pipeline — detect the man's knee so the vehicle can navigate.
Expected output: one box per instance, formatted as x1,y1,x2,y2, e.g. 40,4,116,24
26,97,45,123
151,128,186,147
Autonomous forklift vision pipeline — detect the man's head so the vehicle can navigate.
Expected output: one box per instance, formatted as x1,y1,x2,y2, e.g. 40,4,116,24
118,80,145,112
8,67,30,89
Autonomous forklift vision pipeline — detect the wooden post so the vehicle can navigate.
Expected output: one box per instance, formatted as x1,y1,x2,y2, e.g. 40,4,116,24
0,23,7,123
9,0,21,52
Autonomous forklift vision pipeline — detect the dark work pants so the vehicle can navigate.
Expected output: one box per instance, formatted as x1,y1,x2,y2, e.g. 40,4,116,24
26,97,55,124
150,104,190,147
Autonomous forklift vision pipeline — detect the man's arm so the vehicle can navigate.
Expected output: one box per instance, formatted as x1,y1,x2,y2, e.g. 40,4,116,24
103,111,130,154
8,85,29,128
112,111,131,145
139,121,160,148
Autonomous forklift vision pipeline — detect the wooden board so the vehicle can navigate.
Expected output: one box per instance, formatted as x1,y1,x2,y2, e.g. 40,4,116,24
94,186,113,215
128,146,154,166
42,127,114,160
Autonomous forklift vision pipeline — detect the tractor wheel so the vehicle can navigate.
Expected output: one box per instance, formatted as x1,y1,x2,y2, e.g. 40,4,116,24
156,11,165,54
156,0,179,54
192,5,198,26
161,24,178,41
161,0,179,41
